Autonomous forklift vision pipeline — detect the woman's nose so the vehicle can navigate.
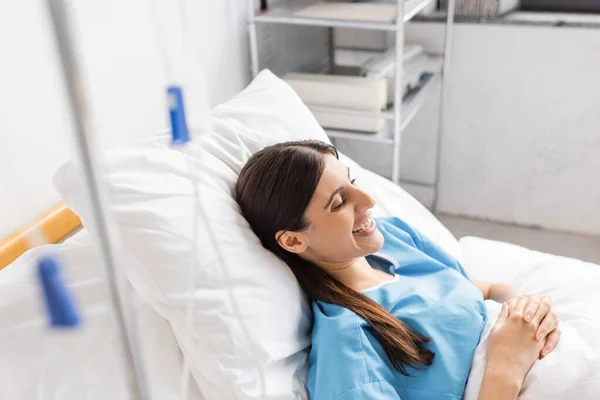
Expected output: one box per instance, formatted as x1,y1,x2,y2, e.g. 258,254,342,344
354,186,376,211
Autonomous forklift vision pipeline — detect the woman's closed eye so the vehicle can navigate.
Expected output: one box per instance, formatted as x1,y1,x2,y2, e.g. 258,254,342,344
331,178,357,211
332,197,347,211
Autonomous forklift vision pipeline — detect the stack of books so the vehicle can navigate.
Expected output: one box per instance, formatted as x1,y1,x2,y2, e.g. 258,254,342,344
439,0,519,17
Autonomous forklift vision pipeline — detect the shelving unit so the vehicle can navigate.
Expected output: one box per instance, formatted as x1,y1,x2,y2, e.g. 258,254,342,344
248,0,456,211
252,0,437,29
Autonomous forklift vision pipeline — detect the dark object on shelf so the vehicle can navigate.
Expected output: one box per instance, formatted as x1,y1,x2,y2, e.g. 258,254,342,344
331,65,364,76
403,72,433,100
521,0,600,13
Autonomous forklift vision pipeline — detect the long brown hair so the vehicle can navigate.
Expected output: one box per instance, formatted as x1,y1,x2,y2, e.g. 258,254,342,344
235,140,434,375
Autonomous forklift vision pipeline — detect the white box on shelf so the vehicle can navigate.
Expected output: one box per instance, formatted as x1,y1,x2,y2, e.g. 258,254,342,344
283,73,388,112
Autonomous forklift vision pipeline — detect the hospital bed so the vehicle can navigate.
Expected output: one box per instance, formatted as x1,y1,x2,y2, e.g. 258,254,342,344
1,70,599,400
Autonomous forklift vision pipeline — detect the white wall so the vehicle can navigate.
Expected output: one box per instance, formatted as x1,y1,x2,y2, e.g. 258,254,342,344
0,0,250,238
436,23,600,236
339,22,600,236
3,5,598,238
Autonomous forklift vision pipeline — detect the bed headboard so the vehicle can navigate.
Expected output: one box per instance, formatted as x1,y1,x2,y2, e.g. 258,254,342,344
0,202,82,270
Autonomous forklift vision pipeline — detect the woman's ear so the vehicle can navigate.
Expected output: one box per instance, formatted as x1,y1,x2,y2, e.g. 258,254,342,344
275,230,308,254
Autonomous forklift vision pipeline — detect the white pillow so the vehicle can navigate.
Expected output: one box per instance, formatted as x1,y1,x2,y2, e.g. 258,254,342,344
54,69,460,400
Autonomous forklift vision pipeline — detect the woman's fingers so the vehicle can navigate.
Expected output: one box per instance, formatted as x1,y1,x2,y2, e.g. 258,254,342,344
539,325,561,359
494,302,509,327
506,297,518,311
531,296,552,328
523,295,542,323
536,310,559,341
510,295,530,318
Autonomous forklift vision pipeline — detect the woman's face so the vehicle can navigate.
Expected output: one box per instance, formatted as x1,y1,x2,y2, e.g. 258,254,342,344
278,154,384,265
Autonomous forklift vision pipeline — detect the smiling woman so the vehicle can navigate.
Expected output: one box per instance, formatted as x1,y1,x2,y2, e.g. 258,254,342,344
234,139,567,400
235,140,436,378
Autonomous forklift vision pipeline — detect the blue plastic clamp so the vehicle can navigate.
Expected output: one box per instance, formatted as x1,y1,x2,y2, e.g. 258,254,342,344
37,255,80,328
167,86,190,145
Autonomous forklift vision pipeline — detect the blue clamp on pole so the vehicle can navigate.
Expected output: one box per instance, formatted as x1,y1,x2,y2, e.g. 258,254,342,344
167,86,190,145
38,256,80,328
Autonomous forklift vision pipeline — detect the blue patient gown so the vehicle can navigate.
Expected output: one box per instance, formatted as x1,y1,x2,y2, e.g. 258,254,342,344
306,217,487,400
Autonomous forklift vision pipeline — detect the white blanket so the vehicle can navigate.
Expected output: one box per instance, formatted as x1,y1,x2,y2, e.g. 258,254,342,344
0,230,204,400
460,237,600,400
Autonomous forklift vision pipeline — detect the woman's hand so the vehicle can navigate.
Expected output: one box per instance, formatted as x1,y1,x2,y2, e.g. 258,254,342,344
486,298,547,382
506,294,561,359
477,299,550,400
478,296,561,400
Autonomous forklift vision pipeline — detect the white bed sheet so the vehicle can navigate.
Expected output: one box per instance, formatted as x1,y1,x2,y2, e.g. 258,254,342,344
0,229,204,400
461,236,600,400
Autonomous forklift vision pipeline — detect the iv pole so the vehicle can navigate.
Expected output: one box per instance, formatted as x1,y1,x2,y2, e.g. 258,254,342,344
44,0,149,398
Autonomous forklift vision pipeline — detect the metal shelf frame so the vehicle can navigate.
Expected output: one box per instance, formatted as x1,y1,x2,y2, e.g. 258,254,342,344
248,0,456,212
